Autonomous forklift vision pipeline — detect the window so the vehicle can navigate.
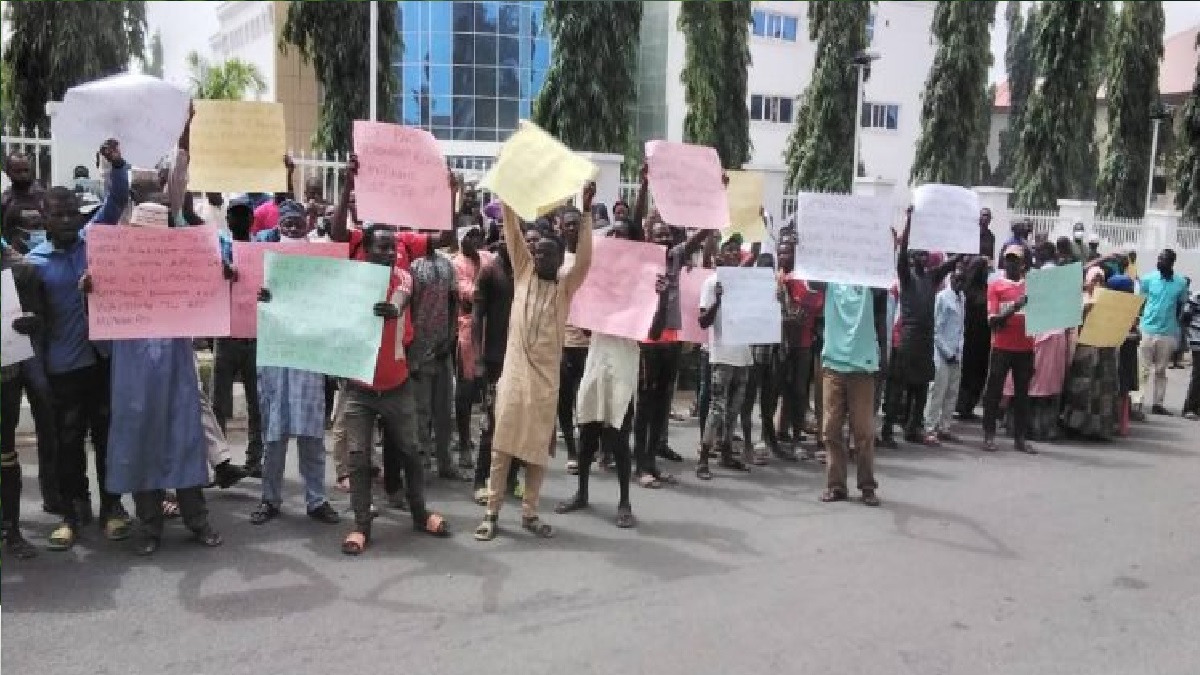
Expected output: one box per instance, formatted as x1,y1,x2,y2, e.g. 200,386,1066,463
860,102,899,130
867,12,876,44
750,94,794,124
751,9,799,42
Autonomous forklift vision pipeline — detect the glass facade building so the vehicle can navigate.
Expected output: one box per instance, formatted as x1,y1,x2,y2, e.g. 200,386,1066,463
394,1,551,142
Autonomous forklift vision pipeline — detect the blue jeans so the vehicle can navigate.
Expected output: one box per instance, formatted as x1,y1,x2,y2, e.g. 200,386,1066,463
261,436,326,510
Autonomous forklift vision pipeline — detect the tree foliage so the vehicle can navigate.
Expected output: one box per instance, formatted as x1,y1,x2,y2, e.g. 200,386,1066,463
2,0,147,130
533,1,641,154
784,1,869,192
910,1,996,187
1012,1,1109,209
994,0,1035,186
679,0,752,170
186,51,268,101
1095,2,1164,218
281,1,398,153
1174,33,1200,220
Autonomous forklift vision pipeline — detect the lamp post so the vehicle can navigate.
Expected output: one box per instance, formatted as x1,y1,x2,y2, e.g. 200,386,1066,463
369,1,379,121
1144,104,1174,215
851,51,880,184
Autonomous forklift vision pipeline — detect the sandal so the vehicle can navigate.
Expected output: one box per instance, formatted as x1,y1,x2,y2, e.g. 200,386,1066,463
104,514,132,541
565,459,579,475
695,463,713,481
47,523,77,551
638,473,661,489
336,475,351,492
521,515,555,538
474,514,498,541
415,512,451,537
555,493,588,514
615,506,637,529
191,525,224,547
473,488,489,506
341,529,370,555
819,488,848,503
162,494,180,519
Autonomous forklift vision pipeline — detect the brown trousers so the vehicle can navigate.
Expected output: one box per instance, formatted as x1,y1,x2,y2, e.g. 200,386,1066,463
486,450,546,518
821,369,878,492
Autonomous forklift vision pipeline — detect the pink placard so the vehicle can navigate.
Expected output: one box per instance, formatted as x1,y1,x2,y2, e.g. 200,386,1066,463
567,237,664,341
230,241,348,337
87,225,230,339
353,121,451,230
645,140,729,230
678,267,714,344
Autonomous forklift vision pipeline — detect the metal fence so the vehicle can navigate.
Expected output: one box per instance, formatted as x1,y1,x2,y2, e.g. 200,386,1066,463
1,125,53,189
1179,220,1200,250
1009,208,1061,241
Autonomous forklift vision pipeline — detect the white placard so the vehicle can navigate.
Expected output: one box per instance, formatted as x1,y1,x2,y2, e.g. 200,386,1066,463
54,73,191,169
714,267,781,346
2,270,35,367
792,192,895,288
910,183,981,254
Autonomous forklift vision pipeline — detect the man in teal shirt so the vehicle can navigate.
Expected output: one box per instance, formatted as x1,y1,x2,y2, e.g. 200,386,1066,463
818,283,887,507
1137,249,1189,415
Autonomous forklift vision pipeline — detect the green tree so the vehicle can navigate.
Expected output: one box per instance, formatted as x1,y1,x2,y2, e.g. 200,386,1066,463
1174,33,1200,220
2,0,147,129
1012,1,1109,209
186,52,268,101
994,0,1035,186
909,1,996,187
1096,2,1165,218
679,0,752,169
533,1,641,154
784,1,869,192
144,30,164,79
281,1,398,153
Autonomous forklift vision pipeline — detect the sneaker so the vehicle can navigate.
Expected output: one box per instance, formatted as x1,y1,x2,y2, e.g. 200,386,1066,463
307,501,341,524
47,522,77,551
250,501,281,525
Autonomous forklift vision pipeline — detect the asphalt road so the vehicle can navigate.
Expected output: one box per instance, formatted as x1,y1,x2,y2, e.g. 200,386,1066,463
3,374,1199,675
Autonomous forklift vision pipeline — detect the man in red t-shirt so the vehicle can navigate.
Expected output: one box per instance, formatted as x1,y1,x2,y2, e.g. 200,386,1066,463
775,241,822,455
981,244,1036,454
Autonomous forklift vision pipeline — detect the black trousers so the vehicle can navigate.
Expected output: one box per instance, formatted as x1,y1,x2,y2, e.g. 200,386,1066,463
556,346,589,460
742,352,780,447
982,349,1034,444
2,376,25,533
211,338,264,466
1,357,59,508
956,305,991,416
633,342,682,476
48,361,117,525
576,407,633,507
775,345,813,440
473,362,519,490
1183,350,1200,415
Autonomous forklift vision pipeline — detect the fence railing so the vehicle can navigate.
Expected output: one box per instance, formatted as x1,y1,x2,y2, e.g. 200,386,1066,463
1179,221,1200,251
1092,216,1147,250
1,125,53,188
1010,208,1061,241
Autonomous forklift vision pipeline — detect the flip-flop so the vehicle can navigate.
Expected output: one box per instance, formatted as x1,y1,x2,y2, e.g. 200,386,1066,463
342,530,370,555
522,516,555,538
474,515,498,541
415,512,451,537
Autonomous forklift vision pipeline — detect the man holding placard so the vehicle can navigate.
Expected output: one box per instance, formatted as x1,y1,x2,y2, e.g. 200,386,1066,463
980,244,1036,454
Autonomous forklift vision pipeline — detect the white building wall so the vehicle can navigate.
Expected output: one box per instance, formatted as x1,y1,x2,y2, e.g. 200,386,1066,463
208,1,277,101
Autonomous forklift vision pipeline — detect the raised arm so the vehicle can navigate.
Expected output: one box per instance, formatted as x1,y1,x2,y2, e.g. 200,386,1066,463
330,154,357,243
429,171,459,250
682,228,713,261
564,182,595,296
896,207,912,284
501,203,530,278
631,162,649,242
166,105,194,218
90,140,129,225
931,254,959,287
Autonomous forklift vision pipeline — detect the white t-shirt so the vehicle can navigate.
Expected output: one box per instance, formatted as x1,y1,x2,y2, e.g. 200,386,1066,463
700,274,752,367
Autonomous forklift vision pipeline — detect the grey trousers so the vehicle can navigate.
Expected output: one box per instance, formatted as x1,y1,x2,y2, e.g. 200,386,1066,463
344,381,427,529
410,356,454,472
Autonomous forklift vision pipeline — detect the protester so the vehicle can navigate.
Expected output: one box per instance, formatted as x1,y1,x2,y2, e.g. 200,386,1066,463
1004,251,1070,442
28,142,133,550
250,200,340,526
768,240,811,459
818,282,887,506
1180,291,1200,420
924,263,965,444
1134,249,1189,416
882,209,957,447
1,238,48,557
556,206,590,475
450,224,492,466
739,250,787,465
981,244,1036,454
1061,259,1129,440
977,207,995,261
695,236,753,480
474,184,594,542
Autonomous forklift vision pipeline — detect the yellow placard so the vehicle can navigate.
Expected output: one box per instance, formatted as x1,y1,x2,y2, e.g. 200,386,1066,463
189,100,287,193
480,120,597,221
1078,288,1145,348
724,170,766,242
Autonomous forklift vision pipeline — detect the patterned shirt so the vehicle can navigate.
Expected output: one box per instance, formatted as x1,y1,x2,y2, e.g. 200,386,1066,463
257,366,326,443
408,252,456,368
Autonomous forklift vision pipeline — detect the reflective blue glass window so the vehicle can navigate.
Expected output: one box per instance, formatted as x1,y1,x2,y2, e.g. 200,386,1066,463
476,66,497,97
498,99,519,129
428,1,451,33
751,10,766,36
453,33,473,64
498,36,519,67
476,1,499,32
497,66,519,98
782,17,798,41
453,97,476,129
453,2,473,32
499,3,520,35
453,66,475,95
475,98,497,129
475,34,497,64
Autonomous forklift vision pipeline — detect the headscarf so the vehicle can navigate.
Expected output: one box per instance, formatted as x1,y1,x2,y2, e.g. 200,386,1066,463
277,199,305,222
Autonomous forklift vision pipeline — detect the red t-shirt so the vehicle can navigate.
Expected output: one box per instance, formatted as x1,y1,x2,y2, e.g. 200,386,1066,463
785,278,824,349
987,277,1034,352
348,229,429,390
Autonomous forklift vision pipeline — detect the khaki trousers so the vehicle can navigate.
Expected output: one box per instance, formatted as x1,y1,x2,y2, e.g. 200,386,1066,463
486,450,546,518
821,369,878,492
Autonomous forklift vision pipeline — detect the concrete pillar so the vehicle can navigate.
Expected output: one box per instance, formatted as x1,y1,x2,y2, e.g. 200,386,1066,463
745,163,788,225
852,177,897,202
974,186,1012,261
1056,199,1097,240
1143,209,1179,253
576,151,625,214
